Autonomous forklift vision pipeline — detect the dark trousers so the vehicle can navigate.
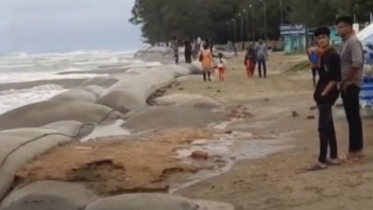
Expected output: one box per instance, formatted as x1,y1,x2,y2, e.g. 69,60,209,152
185,52,191,63
257,59,267,78
311,67,318,87
318,104,338,163
174,52,179,64
342,84,363,152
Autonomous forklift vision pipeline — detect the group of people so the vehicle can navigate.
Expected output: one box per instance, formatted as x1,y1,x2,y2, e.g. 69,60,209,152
307,16,364,171
172,36,214,65
172,36,225,82
244,39,269,78
197,42,226,82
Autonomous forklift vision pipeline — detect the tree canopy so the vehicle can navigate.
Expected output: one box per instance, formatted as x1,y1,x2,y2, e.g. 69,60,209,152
129,0,373,44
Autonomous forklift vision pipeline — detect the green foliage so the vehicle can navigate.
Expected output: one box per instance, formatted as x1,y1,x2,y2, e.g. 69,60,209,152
129,0,373,44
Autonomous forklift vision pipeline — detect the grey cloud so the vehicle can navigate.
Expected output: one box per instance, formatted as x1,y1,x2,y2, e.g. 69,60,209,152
0,0,141,53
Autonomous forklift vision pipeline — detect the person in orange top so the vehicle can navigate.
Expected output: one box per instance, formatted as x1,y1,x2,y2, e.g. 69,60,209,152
198,43,213,82
244,46,256,78
308,41,324,87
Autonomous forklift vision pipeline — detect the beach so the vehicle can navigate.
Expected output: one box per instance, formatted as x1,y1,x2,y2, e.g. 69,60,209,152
1,48,373,210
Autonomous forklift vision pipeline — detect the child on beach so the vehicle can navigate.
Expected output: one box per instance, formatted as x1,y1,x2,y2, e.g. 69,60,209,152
308,41,323,87
217,53,226,81
308,26,341,171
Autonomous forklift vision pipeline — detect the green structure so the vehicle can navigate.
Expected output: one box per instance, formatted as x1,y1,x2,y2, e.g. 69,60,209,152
280,25,342,53
280,24,307,53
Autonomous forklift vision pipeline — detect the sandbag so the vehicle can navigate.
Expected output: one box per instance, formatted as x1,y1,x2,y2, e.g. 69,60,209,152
176,75,203,82
0,101,123,130
96,90,146,114
191,61,203,72
153,94,224,111
180,63,203,74
163,64,191,77
0,122,94,201
85,193,234,210
0,181,98,210
96,67,175,114
79,77,118,87
50,86,104,103
122,106,226,132
126,67,150,75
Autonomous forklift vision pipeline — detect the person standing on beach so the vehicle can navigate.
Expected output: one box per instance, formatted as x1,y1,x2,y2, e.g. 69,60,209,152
184,40,192,63
336,16,365,162
197,37,203,51
255,39,268,78
244,46,256,78
217,53,226,81
172,36,179,64
308,41,323,87
198,43,213,82
308,27,341,171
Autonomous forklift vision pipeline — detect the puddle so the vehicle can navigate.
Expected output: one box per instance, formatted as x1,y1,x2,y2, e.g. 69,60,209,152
232,121,276,129
169,131,294,193
211,119,241,130
81,119,130,142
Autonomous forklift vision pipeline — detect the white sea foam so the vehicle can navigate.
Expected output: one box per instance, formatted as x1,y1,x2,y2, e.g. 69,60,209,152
0,49,154,113
0,72,106,84
0,84,66,114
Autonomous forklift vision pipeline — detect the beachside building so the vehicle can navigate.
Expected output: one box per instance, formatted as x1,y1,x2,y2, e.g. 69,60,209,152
280,24,308,53
280,24,342,53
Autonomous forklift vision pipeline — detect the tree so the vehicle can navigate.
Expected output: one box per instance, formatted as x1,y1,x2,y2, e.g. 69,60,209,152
129,0,373,44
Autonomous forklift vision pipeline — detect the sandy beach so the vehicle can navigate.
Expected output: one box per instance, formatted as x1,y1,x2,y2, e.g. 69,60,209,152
1,50,373,210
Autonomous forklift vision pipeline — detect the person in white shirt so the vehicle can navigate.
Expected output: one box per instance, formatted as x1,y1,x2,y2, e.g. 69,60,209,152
216,53,227,81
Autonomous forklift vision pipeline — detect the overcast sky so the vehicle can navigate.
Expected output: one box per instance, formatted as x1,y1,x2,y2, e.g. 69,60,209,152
0,0,141,53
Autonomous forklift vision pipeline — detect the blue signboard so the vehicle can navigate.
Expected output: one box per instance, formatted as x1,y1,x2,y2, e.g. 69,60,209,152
280,24,306,35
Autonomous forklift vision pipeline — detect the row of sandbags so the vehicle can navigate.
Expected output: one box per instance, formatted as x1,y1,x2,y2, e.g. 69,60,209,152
0,181,234,210
0,63,205,201
0,63,201,131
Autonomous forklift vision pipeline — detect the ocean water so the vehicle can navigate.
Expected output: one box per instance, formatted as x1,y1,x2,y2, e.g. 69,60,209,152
0,50,160,114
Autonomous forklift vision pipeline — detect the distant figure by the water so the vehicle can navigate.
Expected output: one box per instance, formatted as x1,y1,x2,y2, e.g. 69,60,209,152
172,36,179,64
184,40,192,63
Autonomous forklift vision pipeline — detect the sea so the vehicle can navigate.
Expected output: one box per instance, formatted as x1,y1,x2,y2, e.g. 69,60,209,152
0,49,161,114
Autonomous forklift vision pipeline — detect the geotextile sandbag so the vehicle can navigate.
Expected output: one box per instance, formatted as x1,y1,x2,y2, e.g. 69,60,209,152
85,193,234,210
0,122,95,201
122,106,227,132
50,86,104,103
153,94,224,111
96,66,176,114
0,181,98,210
0,101,123,130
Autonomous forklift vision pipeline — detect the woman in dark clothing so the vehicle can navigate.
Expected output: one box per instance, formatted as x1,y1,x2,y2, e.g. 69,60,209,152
244,46,256,78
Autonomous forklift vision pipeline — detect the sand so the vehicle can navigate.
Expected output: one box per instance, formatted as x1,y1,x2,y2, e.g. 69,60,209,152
16,128,214,196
